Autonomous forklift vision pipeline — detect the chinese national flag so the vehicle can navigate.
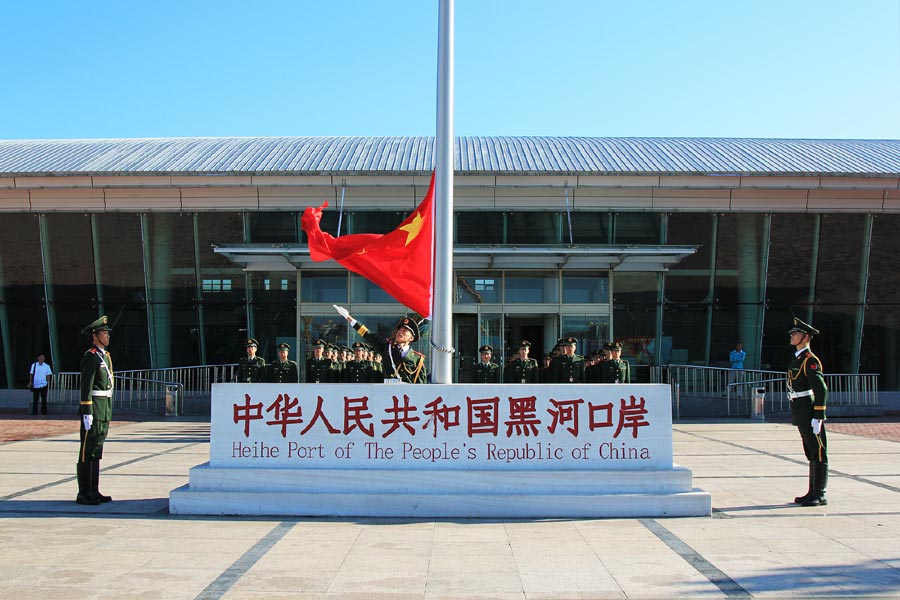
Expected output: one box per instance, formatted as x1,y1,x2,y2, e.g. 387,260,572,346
302,173,435,318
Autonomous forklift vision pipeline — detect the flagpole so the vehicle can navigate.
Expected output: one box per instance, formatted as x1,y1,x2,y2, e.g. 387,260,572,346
432,0,454,383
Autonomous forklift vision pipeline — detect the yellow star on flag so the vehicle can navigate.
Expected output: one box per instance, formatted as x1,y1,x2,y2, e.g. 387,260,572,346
398,210,425,246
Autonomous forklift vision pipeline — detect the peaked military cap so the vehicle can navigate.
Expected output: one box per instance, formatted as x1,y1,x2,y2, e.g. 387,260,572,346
479,344,493,353
245,338,258,348
81,315,111,335
312,338,326,348
395,316,420,341
517,340,532,348
789,317,820,336
603,341,622,351
352,341,365,350
563,337,578,346
276,342,290,351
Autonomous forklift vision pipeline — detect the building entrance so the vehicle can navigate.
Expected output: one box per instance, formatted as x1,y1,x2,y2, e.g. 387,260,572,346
504,315,549,364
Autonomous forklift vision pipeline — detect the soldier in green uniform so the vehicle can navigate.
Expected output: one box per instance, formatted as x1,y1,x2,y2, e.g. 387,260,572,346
335,305,427,383
787,317,829,506
76,316,115,506
267,342,299,383
584,350,603,383
306,339,334,383
328,344,345,380
470,344,501,383
504,340,539,384
235,338,266,383
598,341,630,383
551,337,585,383
343,341,375,383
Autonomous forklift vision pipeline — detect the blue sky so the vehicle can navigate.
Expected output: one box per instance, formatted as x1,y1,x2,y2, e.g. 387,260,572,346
1,0,898,140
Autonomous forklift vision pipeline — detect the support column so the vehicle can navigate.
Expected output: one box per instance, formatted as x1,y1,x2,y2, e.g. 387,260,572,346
150,214,174,369
90,214,105,315
242,212,255,339
193,214,207,365
736,215,760,368
851,214,874,373
703,215,719,366
806,215,822,324
38,215,60,374
0,244,14,388
140,214,157,369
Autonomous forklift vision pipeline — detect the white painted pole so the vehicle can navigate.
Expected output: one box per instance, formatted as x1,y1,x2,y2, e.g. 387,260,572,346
432,0,454,383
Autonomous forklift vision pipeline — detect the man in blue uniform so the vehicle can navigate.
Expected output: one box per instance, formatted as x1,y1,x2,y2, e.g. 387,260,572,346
787,317,829,506
77,316,115,506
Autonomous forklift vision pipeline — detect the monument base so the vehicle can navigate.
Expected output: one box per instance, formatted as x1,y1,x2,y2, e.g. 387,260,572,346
169,464,711,518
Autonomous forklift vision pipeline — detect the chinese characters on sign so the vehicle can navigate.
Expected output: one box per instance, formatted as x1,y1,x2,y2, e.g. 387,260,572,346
212,384,672,470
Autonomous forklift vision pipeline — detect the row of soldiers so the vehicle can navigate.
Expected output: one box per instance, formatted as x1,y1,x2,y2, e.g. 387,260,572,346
468,338,631,384
237,337,390,384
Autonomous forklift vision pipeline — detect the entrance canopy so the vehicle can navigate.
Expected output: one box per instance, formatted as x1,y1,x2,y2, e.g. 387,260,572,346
214,244,697,272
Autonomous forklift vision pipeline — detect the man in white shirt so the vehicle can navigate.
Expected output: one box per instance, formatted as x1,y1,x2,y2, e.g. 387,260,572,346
28,354,53,415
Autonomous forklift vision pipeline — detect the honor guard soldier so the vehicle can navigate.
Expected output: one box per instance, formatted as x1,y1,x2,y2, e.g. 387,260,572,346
470,344,501,383
267,342,299,383
76,316,115,506
335,305,427,383
598,341,630,383
787,317,829,506
504,340,539,384
551,337,585,383
343,342,375,383
235,338,266,383
306,339,334,383
584,350,603,383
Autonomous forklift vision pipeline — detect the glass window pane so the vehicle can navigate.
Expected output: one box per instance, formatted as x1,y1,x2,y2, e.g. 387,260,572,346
507,212,559,245
350,211,405,235
251,271,296,360
456,212,503,244
300,210,341,243
615,213,660,244
562,274,609,304
614,272,661,366
571,212,610,244
560,315,609,357
350,274,396,303
456,272,501,304
249,212,298,243
505,272,558,304
301,272,347,303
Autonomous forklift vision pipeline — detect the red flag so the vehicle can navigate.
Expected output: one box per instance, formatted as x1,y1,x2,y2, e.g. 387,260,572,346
302,173,435,318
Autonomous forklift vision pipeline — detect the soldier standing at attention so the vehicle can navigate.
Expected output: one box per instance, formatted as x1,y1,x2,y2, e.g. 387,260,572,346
335,305,427,383
551,337,585,383
236,338,266,383
267,342,298,383
76,316,114,506
787,317,829,506
504,340,539,384
470,344,501,383
306,339,334,383
343,342,374,383
598,341,630,383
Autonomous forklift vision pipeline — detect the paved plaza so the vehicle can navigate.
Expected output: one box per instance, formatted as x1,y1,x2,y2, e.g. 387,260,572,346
1,412,899,599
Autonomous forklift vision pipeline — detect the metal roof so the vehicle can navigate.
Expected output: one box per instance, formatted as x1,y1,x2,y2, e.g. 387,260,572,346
1,136,900,177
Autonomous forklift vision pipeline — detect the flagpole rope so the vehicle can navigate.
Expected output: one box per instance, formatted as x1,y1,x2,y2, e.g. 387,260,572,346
431,340,455,353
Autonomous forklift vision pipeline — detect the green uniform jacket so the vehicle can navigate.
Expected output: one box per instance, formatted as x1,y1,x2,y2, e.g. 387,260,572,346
503,358,539,384
470,361,501,383
598,359,630,383
788,348,828,424
236,356,266,383
80,346,113,421
266,360,299,383
343,360,374,383
306,357,335,383
353,320,427,383
551,354,585,383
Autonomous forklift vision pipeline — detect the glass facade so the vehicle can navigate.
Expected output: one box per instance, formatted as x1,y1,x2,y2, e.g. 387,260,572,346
2,207,898,390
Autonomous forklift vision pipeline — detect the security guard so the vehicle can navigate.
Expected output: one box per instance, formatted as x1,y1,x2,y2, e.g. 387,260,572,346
470,344,501,383
335,305,427,383
306,339,334,383
787,317,829,506
504,340,539,383
343,342,375,383
235,338,266,383
598,341,630,383
551,337,585,383
77,316,115,506
267,342,299,383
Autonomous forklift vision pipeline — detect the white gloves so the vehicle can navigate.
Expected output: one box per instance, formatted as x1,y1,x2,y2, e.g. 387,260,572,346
811,418,822,435
333,305,351,320
83,415,93,431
